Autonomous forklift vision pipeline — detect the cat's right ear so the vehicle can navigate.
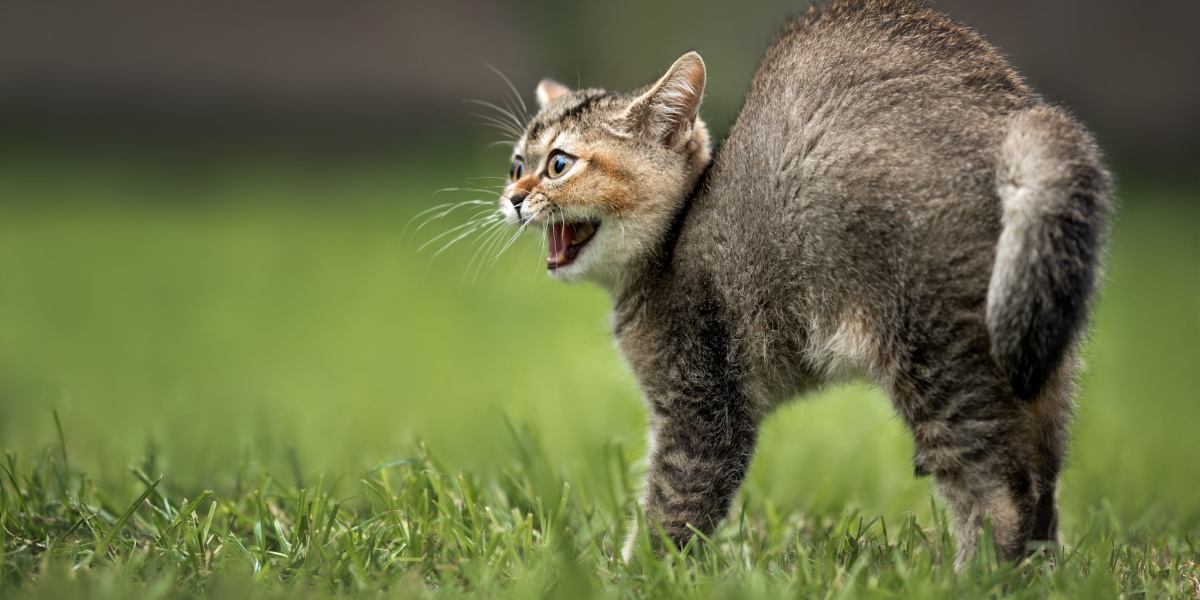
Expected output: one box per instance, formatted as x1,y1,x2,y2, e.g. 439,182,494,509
536,79,571,108
622,51,706,148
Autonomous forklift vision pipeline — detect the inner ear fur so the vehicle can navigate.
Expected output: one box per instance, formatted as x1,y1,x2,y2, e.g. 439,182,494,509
622,51,706,147
536,79,572,108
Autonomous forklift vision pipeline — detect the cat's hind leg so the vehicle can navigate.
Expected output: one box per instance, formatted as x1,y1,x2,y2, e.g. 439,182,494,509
892,331,1049,568
1026,359,1076,546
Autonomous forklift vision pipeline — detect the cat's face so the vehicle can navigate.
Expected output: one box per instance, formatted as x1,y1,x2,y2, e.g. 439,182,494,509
499,52,711,287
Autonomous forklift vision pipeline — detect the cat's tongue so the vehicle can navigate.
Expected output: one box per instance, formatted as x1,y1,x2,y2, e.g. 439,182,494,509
547,222,575,267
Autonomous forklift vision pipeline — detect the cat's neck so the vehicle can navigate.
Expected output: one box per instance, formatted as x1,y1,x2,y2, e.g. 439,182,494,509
605,154,718,304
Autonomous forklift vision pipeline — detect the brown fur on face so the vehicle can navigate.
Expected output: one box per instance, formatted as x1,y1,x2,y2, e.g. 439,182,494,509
510,173,538,196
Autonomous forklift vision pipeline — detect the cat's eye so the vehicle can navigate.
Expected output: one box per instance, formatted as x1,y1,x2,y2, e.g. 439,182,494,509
510,158,525,181
546,151,576,179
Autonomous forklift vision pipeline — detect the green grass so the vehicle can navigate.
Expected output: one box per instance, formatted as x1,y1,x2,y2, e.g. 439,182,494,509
1,157,1198,597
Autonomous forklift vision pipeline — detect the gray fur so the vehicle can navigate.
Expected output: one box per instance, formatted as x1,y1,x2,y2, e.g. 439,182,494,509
504,0,1111,566
990,106,1111,399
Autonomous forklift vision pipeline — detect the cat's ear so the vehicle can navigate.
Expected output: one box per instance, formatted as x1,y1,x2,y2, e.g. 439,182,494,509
536,79,571,108
622,51,706,147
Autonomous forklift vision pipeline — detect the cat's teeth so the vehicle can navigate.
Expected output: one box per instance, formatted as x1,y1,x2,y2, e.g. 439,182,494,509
547,220,600,269
549,222,571,256
572,222,596,246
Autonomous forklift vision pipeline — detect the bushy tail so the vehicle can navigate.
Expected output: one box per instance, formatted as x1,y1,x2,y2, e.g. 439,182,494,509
988,106,1112,399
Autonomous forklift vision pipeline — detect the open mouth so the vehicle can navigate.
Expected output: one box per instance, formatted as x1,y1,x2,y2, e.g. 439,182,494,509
546,220,599,270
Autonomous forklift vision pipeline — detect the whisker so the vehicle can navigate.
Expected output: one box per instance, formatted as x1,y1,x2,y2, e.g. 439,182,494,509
487,63,530,122
490,215,531,267
485,139,519,151
474,119,525,140
433,187,503,196
402,200,463,240
492,201,550,267
463,98,525,132
470,216,516,281
537,216,548,278
412,200,494,235
471,112,523,133
471,115,524,136
470,214,509,250
465,100,523,130
471,111,525,136
469,105,522,127
465,218,511,281
432,215,504,258
416,209,496,253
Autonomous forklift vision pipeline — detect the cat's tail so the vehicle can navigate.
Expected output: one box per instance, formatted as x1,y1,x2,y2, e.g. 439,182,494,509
987,105,1113,400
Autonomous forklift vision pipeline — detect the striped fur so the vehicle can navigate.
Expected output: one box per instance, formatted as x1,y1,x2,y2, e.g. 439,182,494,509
505,0,1111,567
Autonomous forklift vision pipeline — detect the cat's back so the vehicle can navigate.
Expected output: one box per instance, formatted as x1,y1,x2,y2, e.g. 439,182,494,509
677,0,1058,383
722,0,1035,200
690,0,1041,287
758,0,1029,99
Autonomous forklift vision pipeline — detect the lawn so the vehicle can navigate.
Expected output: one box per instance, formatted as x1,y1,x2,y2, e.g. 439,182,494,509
1,153,1198,598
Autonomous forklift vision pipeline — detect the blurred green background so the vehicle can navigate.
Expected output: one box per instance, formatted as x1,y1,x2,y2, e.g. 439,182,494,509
1,0,1198,545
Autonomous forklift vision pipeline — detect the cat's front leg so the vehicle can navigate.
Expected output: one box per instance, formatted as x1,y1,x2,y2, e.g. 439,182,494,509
621,391,759,561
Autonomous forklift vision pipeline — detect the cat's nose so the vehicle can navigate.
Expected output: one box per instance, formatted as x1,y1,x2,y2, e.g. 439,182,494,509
509,191,527,211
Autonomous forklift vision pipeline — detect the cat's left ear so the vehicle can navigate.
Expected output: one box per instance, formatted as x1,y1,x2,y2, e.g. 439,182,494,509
622,51,706,148
536,79,571,108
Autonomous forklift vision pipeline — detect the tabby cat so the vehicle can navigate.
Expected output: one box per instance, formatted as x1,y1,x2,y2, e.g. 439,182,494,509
495,0,1110,567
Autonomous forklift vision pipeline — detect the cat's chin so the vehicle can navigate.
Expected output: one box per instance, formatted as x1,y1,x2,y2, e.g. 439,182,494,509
546,260,591,282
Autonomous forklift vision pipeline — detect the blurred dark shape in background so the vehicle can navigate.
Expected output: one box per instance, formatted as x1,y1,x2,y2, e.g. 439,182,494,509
1,0,1197,176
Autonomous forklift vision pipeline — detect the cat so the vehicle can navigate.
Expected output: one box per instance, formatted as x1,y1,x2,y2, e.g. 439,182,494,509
494,0,1111,567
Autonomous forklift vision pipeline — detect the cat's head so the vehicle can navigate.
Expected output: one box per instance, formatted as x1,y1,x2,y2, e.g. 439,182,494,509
499,52,711,287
